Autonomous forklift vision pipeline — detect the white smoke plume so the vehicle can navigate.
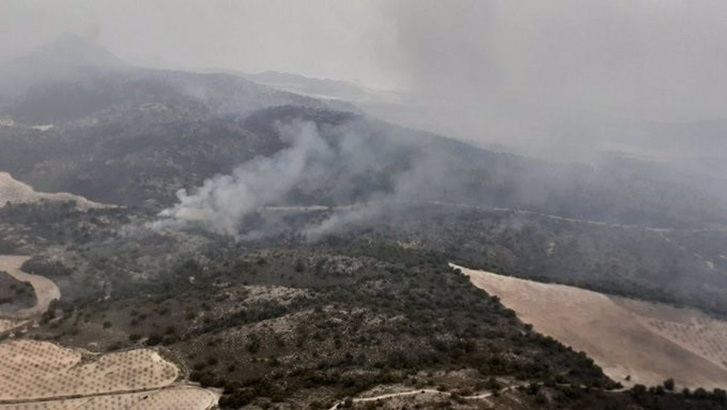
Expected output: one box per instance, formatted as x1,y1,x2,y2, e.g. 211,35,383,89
157,120,333,236
153,117,436,239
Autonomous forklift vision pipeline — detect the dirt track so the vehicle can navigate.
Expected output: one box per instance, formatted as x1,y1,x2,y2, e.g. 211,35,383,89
453,263,727,390
0,255,60,319
328,383,528,410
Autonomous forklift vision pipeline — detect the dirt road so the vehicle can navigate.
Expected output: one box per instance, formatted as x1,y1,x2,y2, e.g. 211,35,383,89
328,383,528,409
0,255,60,318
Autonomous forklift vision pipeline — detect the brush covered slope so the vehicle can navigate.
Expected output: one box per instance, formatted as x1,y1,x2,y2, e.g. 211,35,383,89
0,203,724,408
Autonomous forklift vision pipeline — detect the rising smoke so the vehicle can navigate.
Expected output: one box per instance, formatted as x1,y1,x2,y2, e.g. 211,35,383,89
158,120,335,236
154,117,475,239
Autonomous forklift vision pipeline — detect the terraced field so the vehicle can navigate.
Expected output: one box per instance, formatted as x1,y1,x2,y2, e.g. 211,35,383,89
453,263,727,390
0,340,217,409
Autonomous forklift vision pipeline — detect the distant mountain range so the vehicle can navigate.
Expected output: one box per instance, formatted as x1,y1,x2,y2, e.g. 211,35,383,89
0,33,354,125
235,64,727,190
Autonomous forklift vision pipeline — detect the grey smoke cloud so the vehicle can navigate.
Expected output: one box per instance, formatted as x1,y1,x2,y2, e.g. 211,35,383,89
154,117,464,238
3,1,726,162
153,112,727,237
159,120,333,236
380,0,727,159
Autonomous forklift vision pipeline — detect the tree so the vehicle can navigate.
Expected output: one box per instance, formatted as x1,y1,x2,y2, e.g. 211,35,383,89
663,378,675,391
630,384,646,397
146,334,162,346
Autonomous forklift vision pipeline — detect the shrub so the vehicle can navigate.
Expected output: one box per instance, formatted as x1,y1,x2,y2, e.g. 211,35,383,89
146,334,162,346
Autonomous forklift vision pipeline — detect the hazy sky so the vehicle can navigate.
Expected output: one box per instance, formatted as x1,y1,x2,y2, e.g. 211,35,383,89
2,0,727,156
0,1,399,87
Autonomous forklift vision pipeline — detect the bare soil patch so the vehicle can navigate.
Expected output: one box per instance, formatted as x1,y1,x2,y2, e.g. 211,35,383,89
453,263,727,390
613,297,727,371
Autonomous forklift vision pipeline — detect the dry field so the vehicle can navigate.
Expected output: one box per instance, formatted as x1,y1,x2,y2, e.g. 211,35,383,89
0,172,111,210
452,263,727,390
0,340,218,409
0,255,60,319
613,297,727,371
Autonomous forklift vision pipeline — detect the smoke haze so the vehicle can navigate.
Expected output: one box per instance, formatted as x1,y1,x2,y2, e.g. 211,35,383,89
3,1,726,234
158,121,334,236
4,1,726,121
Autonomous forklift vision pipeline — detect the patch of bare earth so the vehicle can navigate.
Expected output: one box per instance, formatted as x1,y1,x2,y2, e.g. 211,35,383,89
612,297,727,372
452,263,727,390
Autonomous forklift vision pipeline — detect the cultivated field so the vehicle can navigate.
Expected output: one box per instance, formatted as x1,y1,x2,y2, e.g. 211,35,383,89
0,386,218,410
453,263,727,390
0,340,177,400
0,340,217,409
0,172,110,210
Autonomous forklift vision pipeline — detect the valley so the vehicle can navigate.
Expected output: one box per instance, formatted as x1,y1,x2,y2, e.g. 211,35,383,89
0,30,725,409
